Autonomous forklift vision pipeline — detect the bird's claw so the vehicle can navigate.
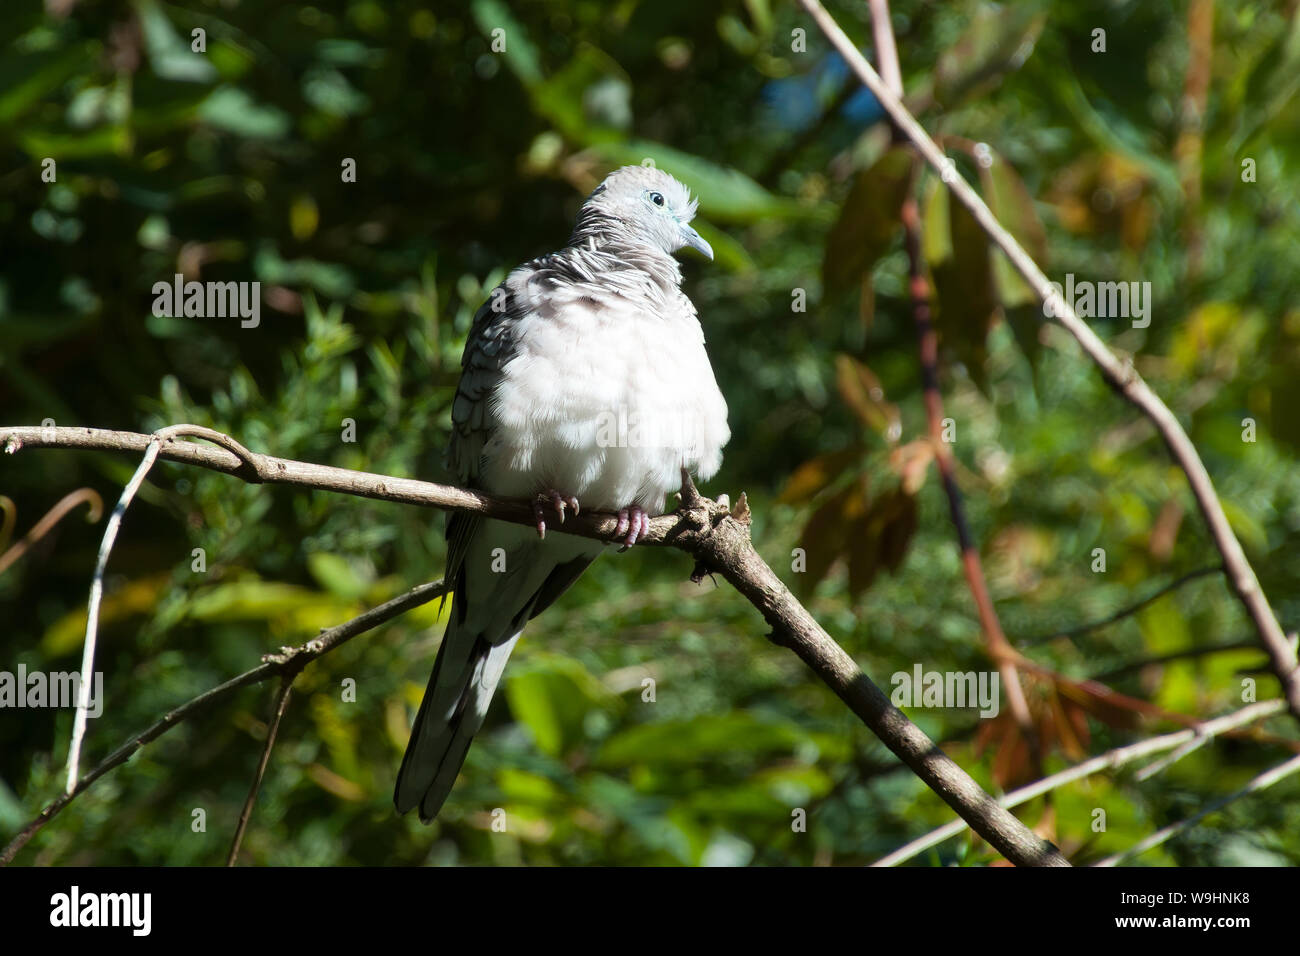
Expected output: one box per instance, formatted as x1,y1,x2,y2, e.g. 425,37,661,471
615,505,651,551
533,489,581,539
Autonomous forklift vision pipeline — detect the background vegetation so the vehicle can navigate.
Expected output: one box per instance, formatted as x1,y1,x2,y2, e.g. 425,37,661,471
2,0,1298,865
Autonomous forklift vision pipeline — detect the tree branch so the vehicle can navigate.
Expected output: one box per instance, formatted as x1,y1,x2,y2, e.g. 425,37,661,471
1090,639,1257,683
0,577,450,866
2,425,1069,866
1020,565,1225,647
873,0,1041,777
0,487,103,577
1095,751,1300,867
874,699,1287,866
227,675,296,866
674,472,1068,865
797,0,1300,722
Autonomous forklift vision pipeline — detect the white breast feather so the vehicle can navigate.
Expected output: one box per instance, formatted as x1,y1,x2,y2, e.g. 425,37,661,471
482,269,729,514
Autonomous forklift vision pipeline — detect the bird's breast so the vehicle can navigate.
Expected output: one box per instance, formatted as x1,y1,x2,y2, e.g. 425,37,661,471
484,283,729,512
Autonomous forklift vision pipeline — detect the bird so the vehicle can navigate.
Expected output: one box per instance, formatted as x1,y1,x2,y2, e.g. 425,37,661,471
394,165,731,822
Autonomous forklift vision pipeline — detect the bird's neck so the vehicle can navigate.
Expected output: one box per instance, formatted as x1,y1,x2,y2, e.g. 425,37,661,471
567,215,682,287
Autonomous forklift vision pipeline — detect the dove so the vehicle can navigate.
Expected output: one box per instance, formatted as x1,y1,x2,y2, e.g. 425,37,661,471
395,166,731,821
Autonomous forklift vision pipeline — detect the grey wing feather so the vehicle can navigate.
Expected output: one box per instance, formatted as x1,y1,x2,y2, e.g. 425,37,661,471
444,286,524,587
447,291,519,485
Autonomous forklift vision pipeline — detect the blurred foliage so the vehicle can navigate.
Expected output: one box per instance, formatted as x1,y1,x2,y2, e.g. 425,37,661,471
1,0,1299,866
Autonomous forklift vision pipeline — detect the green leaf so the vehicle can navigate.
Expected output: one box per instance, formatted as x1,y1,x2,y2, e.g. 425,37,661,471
926,173,997,391
979,150,1046,369
504,653,617,757
596,713,806,767
138,0,218,83
41,574,170,656
186,579,323,620
18,126,131,159
981,151,1046,309
534,43,630,142
197,87,290,139
0,43,97,123
497,767,562,805
822,148,913,298
692,219,755,273
307,552,369,601
834,354,900,439
921,173,952,262
934,6,1045,108
795,479,867,598
591,141,810,223
471,0,543,89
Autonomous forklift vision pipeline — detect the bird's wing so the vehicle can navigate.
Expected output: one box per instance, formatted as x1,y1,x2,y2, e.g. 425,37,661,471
398,268,608,821
443,289,519,600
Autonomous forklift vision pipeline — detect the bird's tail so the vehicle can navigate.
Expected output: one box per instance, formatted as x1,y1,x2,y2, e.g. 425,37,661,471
393,615,521,822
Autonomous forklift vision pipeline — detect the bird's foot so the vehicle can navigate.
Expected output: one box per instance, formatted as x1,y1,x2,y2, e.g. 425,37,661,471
533,489,581,539
615,505,651,551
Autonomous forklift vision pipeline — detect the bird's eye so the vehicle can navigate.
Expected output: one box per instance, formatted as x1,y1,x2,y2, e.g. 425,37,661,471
649,192,665,207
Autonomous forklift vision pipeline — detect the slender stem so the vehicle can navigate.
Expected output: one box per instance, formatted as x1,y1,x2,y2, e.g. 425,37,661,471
2,429,1071,866
227,676,296,866
874,699,1287,866
0,579,449,866
1095,751,1300,867
796,0,1300,722
1090,639,1256,683
873,0,1039,773
63,424,270,793
1020,565,1224,647
0,487,103,577
867,0,902,92
66,437,162,792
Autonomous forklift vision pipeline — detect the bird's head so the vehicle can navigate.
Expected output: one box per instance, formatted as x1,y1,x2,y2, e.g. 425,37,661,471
574,165,713,261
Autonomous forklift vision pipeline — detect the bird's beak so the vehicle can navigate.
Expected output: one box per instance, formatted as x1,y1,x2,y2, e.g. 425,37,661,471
679,224,714,261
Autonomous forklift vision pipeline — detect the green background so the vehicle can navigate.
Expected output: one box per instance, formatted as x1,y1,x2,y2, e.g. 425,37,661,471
1,0,1299,865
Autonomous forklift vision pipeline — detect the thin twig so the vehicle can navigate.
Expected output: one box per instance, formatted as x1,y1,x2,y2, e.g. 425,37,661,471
64,424,259,793
1133,733,1210,783
227,675,296,866
1095,751,1300,867
3,429,1069,866
796,0,1300,722
873,0,1039,774
0,579,449,866
1090,638,1257,683
0,488,104,577
873,698,1287,866
66,438,163,793
868,0,902,92
1175,0,1214,278
1020,565,1225,647
677,470,1070,866
1,425,663,545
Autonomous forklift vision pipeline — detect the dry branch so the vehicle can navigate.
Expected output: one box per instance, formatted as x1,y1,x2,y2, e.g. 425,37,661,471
1,423,1069,867
797,0,1300,721
0,575,450,865
875,699,1288,866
